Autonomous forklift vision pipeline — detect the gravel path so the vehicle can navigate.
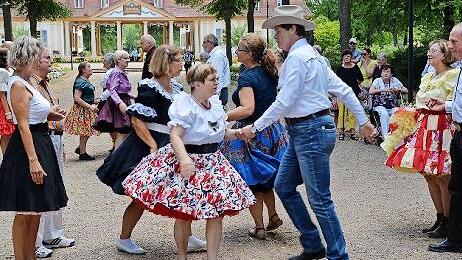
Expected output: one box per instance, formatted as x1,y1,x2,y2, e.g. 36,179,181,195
0,66,459,260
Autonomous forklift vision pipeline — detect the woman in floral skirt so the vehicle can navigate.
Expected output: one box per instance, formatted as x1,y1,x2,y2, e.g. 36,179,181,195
123,64,255,260
0,47,15,153
64,61,98,160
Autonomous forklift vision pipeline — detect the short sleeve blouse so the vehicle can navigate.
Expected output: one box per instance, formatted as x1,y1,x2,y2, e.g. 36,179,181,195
126,78,183,125
168,92,227,145
415,69,459,109
232,66,278,124
371,77,403,108
73,76,95,104
0,68,10,92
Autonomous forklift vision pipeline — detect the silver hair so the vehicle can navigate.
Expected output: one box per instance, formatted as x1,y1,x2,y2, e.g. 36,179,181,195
103,53,115,68
141,34,156,46
114,50,129,65
9,36,43,69
200,52,209,60
377,53,388,60
204,34,218,47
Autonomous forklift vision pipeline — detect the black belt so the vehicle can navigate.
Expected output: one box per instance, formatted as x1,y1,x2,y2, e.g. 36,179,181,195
48,130,64,136
185,143,219,154
285,109,330,125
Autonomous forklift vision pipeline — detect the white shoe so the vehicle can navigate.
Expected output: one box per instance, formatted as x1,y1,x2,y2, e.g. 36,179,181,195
187,235,207,252
115,238,147,255
43,236,76,249
35,245,53,258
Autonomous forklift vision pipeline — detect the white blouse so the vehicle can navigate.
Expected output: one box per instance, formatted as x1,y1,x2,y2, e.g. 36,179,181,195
168,92,227,145
7,76,51,124
0,68,10,92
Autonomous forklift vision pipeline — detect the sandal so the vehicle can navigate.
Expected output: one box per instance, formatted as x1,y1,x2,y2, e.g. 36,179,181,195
338,133,345,140
249,227,267,240
266,214,283,231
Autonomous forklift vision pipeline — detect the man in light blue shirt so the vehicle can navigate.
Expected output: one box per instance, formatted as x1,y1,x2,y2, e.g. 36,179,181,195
427,22,462,254
202,34,231,106
240,5,376,260
348,38,362,64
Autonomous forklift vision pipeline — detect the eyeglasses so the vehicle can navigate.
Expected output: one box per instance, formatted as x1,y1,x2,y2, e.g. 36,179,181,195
361,53,368,56
206,76,219,82
427,49,443,54
235,49,248,55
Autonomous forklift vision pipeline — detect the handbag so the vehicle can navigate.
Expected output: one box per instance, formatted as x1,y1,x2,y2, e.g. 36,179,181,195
245,143,280,186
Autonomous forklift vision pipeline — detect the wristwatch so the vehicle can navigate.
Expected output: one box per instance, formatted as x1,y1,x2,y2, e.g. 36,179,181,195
251,124,258,134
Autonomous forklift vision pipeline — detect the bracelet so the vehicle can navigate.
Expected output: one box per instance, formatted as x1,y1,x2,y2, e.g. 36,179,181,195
4,112,11,116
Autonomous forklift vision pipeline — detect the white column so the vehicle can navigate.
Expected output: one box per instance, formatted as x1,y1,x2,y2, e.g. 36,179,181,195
169,20,174,45
116,21,122,50
143,21,148,35
64,21,71,57
90,21,97,58
194,20,200,59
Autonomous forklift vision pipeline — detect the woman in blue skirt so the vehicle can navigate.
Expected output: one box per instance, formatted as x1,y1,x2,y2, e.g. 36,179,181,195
221,33,288,240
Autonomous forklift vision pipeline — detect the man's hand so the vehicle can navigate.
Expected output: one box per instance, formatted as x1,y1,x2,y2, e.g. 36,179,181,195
48,105,66,121
238,125,256,140
426,97,446,112
359,122,377,143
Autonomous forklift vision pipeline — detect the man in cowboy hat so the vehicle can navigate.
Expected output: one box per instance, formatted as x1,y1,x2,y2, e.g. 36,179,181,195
240,5,376,260
348,38,362,64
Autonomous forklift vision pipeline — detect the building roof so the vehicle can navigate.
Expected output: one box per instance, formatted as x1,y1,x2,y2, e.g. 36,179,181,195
56,0,308,19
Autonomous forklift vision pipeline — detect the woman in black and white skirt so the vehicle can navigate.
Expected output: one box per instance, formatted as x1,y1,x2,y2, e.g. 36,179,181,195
0,36,68,260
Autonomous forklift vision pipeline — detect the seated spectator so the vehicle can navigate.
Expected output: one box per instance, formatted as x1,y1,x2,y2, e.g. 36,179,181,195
369,64,408,136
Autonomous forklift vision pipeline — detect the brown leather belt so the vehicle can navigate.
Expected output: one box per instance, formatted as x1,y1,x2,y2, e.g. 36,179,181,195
285,109,330,125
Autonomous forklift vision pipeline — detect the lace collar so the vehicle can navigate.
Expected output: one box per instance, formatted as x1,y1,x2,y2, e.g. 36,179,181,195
139,78,183,101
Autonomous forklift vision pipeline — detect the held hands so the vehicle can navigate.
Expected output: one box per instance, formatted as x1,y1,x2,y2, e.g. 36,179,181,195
149,145,158,154
5,113,13,123
237,125,256,140
48,105,66,121
119,103,128,114
90,104,98,112
425,97,446,112
359,122,378,143
179,157,195,178
29,158,46,185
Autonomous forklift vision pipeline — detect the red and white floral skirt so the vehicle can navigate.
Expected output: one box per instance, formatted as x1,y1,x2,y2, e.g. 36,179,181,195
122,144,256,220
385,110,452,176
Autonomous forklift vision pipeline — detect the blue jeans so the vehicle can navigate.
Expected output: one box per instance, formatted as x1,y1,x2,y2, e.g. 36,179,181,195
275,115,348,260
219,87,228,107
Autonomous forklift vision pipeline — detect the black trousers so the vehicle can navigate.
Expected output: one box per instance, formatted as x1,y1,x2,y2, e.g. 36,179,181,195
449,129,462,242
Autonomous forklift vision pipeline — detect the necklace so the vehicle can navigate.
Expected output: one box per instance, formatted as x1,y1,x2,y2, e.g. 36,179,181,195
191,94,211,110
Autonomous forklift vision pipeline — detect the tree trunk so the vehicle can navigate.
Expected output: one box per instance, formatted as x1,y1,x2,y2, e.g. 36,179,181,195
442,1,455,37
282,0,290,4
338,0,352,50
247,0,255,33
1,1,13,41
225,16,232,65
29,16,38,38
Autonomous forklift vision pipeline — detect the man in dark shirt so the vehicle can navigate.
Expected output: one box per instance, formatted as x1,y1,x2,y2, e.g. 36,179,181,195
140,34,156,79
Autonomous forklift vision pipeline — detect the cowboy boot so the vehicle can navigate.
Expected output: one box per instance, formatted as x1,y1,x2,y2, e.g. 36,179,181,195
422,213,444,233
428,216,448,238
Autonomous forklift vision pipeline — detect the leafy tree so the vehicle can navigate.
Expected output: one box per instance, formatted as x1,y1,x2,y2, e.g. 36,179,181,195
11,0,71,38
0,1,13,41
175,0,247,64
124,24,142,52
231,24,247,47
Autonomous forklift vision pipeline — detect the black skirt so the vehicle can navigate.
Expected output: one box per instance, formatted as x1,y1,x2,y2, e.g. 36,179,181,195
96,129,169,195
0,123,68,212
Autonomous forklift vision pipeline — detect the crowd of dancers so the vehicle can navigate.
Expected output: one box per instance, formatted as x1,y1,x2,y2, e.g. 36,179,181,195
0,4,461,260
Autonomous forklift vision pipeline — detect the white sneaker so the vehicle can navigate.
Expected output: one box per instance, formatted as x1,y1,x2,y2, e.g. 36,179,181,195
35,245,53,258
187,235,207,252
115,238,147,255
43,236,76,249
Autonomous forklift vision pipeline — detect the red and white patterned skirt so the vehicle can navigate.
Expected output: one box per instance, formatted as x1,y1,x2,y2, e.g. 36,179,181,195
385,109,452,175
122,144,256,220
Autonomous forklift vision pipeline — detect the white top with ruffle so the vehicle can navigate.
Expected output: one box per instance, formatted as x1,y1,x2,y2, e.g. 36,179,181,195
168,92,227,145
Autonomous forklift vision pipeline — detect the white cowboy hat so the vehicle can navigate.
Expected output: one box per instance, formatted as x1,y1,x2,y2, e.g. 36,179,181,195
349,38,357,44
262,5,315,31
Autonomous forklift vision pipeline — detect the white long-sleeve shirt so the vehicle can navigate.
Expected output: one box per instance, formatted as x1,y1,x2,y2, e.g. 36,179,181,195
253,39,368,131
207,46,231,93
445,68,462,123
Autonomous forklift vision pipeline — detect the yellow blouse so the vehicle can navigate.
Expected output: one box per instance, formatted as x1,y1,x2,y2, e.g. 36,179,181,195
358,59,377,87
415,68,460,109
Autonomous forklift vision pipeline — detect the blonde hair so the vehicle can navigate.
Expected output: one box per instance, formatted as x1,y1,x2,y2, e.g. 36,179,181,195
239,33,278,78
429,39,455,66
114,50,129,65
9,36,43,69
186,64,217,91
149,44,180,77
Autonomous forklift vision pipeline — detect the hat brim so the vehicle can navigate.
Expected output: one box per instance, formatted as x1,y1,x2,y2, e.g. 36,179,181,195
262,16,316,31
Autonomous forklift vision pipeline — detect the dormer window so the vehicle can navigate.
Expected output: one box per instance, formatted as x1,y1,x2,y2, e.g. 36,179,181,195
101,0,109,8
74,0,84,8
277,0,282,6
153,0,162,8
254,1,260,12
